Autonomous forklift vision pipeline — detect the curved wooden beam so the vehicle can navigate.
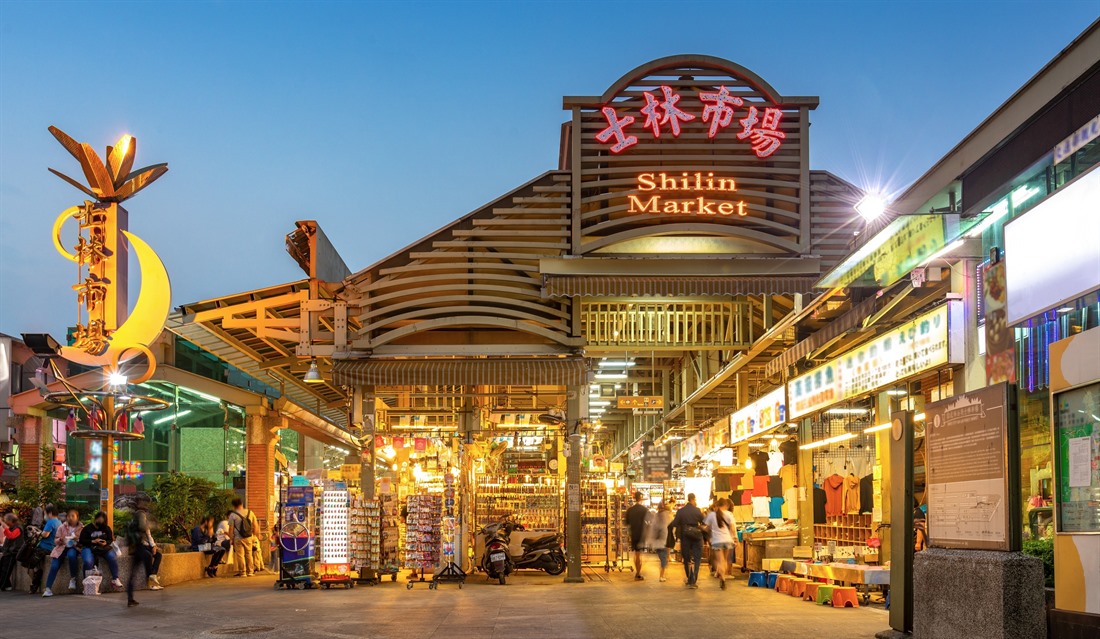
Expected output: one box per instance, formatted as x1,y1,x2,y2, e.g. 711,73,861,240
579,223,800,254
369,315,581,348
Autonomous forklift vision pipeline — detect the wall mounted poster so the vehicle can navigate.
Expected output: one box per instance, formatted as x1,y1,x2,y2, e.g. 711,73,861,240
1054,382,1100,533
925,383,1014,550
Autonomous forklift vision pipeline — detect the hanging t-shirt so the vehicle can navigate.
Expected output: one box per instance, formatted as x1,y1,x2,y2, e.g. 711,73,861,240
813,488,827,524
778,464,798,492
749,450,770,472
779,438,798,465
783,487,799,520
753,474,770,496
751,496,770,518
768,497,784,519
768,476,783,498
766,451,785,476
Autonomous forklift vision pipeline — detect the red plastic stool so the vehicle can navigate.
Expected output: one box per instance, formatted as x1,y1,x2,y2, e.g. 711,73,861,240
803,582,820,602
789,578,811,598
775,574,792,594
831,586,860,608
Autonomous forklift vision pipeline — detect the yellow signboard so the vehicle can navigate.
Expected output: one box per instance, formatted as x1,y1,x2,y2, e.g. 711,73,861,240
817,215,946,289
787,304,956,419
617,396,664,409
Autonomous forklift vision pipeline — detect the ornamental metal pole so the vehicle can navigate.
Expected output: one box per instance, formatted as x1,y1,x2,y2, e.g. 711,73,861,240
564,386,584,583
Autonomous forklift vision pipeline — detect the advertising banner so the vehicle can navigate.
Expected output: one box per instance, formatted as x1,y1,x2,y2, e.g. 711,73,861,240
729,387,787,443
643,442,672,482
788,304,957,419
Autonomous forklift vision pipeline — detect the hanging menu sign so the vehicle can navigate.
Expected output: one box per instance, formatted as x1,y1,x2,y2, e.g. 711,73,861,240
643,442,672,482
924,383,1015,550
787,303,961,419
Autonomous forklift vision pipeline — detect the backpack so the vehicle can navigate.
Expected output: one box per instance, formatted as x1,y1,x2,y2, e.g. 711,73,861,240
235,511,254,539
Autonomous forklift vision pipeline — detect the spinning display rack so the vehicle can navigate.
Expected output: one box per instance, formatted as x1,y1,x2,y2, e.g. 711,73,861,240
404,494,442,587
581,478,611,568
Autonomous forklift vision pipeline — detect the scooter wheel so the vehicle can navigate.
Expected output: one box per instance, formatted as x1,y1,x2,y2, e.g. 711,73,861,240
498,575,506,586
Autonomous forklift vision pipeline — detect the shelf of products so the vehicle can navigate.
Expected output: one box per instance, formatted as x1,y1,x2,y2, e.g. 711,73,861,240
581,478,609,564
814,513,874,545
320,488,350,565
379,492,400,573
405,494,442,571
475,478,562,530
349,495,372,572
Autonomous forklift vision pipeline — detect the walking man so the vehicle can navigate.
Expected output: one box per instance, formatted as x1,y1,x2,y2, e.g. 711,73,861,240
229,498,256,577
624,491,649,581
669,493,706,588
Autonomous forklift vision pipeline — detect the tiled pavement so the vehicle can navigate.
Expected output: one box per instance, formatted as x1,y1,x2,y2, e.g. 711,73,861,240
0,567,888,638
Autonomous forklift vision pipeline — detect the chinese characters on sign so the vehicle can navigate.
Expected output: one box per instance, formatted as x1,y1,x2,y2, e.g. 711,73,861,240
787,305,956,419
596,85,785,156
925,383,1012,550
729,387,787,444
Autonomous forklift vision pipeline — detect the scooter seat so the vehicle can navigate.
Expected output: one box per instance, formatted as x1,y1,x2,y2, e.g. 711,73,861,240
522,533,559,546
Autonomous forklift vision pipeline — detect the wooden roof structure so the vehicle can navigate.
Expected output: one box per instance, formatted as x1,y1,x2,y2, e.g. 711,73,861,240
168,55,874,449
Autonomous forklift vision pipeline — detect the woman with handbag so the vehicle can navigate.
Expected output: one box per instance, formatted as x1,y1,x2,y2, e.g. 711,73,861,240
80,511,123,590
649,501,674,583
669,493,706,589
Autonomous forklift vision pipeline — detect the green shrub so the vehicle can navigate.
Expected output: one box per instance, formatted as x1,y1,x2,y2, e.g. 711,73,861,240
149,472,230,543
1022,537,1054,588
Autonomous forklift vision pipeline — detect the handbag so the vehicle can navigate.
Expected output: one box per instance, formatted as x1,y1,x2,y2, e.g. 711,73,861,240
83,568,102,596
682,523,704,542
198,543,212,552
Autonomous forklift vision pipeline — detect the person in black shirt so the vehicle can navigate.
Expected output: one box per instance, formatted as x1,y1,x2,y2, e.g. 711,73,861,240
624,492,649,581
669,493,706,588
80,511,123,590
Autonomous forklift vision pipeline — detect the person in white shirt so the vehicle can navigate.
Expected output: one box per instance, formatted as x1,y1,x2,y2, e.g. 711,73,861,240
703,497,735,589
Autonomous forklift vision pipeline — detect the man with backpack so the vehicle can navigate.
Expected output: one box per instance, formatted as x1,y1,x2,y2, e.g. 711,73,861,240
669,493,706,589
229,498,256,577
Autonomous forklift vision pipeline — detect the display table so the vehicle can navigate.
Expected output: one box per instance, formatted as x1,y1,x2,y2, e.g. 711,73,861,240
743,533,798,572
779,560,890,585
761,558,792,572
779,560,889,604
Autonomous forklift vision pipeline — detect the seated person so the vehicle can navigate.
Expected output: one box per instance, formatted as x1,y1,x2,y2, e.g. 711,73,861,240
0,513,27,591
80,511,123,590
43,508,83,596
192,515,227,577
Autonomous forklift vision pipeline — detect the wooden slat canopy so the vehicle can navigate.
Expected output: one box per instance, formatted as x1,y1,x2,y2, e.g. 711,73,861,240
331,357,588,387
543,275,818,298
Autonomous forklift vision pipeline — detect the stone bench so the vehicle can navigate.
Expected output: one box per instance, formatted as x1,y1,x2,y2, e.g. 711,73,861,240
13,547,211,594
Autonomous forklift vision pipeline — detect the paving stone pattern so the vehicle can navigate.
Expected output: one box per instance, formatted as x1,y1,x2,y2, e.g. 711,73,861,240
0,570,888,639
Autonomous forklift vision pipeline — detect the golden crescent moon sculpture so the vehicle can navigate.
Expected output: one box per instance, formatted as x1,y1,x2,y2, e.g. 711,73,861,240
52,205,82,262
59,230,171,367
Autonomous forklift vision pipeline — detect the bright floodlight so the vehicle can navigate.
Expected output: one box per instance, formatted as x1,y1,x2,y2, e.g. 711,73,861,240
855,193,888,221
107,372,128,387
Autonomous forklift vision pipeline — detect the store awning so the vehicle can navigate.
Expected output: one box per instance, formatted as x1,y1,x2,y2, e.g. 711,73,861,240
543,275,818,298
764,295,879,377
332,357,588,387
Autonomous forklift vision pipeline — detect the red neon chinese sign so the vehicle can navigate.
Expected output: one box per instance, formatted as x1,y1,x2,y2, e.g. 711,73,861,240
595,85,785,158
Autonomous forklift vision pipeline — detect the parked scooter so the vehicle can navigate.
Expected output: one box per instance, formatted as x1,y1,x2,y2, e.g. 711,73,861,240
478,521,515,585
508,523,566,575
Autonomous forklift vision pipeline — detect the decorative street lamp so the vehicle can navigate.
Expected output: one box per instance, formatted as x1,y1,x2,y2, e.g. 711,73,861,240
34,126,173,528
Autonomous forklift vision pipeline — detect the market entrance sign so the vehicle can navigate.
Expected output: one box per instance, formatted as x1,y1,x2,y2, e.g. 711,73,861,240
596,84,786,157
787,303,963,419
628,173,747,217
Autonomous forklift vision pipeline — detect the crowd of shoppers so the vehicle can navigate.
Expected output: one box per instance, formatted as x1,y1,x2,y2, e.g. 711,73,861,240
624,492,738,589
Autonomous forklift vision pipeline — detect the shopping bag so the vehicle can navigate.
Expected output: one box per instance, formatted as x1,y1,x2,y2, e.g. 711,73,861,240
225,548,234,566
83,568,102,596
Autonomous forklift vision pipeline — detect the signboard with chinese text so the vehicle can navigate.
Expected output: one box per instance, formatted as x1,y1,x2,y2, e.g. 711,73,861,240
925,383,1016,550
787,303,962,419
567,56,825,257
643,442,672,482
817,215,949,289
729,387,787,443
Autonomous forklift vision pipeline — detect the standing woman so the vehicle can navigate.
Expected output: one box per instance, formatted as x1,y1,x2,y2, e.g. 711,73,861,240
704,498,734,589
126,495,164,607
649,501,674,583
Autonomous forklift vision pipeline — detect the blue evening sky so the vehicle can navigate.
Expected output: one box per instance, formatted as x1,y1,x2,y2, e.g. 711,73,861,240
1,1,1096,340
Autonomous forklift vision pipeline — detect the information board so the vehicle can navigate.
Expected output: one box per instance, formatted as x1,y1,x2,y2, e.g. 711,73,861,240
642,441,672,482
1054,382,1100,533
925,383,1015,550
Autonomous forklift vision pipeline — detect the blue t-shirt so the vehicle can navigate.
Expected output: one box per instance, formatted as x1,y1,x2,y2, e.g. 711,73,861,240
39,518,60,552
